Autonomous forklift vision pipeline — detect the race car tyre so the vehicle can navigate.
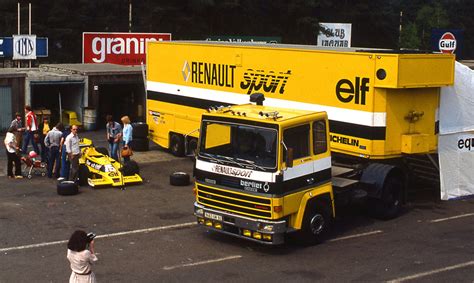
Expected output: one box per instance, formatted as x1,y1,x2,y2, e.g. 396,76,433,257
121,160,140,176
170,134,185,157
78,164,90,186
95,147,109,157
131,138,149,152
170,172,190,186
57,181,79,196
132,122,149,139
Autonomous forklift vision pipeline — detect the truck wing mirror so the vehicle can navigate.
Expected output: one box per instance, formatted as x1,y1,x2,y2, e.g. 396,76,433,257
286,148,294,168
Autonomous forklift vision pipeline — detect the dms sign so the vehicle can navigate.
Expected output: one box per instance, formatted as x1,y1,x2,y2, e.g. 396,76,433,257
431,29,463,59
83,32,171,65
0,36,48,59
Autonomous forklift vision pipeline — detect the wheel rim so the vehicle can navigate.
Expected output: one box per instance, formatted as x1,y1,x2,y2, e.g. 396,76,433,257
310,214,325,235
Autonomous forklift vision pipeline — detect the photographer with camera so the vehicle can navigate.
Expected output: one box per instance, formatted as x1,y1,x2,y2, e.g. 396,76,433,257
67,230,98,282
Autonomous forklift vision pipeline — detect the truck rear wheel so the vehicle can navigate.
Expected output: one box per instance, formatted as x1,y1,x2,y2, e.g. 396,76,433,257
368,173,403,220
170,134,185,157
361,163,404,220
301,200,332,245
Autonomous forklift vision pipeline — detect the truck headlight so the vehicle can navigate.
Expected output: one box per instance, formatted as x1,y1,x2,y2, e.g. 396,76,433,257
195,208,204,216
262,225,274,232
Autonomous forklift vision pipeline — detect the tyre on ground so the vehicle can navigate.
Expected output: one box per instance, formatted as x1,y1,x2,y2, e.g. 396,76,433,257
170,172,190,186
57,181,79,196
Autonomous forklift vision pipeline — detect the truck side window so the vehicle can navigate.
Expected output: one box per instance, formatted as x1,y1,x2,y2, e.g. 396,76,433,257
283,124,310,160
313,120,327,155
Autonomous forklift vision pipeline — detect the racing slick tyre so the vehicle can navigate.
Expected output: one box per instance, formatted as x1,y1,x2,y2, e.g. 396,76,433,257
300,200,332,245
78,164,90,186
170,134,185,157
57,181,79,196
170,172,190,186
132,122,149,139
121,160,140,176
95,147,109,157
131,138,149,152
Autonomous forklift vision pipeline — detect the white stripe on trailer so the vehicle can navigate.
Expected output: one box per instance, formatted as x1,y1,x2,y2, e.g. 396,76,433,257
147,81,387,127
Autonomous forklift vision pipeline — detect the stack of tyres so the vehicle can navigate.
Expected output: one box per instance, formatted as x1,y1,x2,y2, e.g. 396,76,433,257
132,122,149,151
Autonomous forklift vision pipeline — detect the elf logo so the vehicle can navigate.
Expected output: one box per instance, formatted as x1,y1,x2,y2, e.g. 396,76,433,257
336,77,369,105
439,32,456,54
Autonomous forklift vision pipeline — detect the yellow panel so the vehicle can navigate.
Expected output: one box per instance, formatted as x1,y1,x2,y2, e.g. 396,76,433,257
398,55,455,87
401,134,429,154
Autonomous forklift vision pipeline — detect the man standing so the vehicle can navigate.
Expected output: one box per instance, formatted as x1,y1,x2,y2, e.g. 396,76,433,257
44,123,64,179
106,115,122,160
65,125,81,182
10,112,24,149
22,105,40,155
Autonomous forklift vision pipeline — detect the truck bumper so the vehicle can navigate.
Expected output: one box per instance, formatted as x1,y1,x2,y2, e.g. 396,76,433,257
194,202,287,245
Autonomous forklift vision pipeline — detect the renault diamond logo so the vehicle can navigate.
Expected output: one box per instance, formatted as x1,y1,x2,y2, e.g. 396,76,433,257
182,61,191,82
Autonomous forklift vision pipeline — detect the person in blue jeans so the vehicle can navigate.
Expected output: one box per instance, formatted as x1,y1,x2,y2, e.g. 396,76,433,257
106,115,122,160
22,105,40,155
120,116,133,163
58,126,71,181
44,123,64,178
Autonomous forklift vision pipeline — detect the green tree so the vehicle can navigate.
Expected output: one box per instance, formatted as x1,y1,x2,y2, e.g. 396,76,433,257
400,22,421,49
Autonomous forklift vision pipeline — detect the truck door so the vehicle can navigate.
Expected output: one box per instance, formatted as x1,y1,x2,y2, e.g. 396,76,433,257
282,124,313,184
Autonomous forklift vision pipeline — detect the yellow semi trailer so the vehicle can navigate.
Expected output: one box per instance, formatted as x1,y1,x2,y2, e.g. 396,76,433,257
146,42,455,244
146,42,454,160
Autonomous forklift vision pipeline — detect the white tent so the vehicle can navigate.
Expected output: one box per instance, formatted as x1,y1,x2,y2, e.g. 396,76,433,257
439,61,474,200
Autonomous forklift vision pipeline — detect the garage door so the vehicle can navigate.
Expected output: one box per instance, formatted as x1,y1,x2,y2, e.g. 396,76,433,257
0,87,12,131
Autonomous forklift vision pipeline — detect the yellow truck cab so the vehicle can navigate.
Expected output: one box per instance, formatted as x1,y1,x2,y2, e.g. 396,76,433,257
194,94,333,244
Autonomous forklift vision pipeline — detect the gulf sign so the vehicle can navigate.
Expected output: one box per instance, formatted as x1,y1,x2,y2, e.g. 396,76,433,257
431,29,463,58
439,32,456,54
83,32,171,65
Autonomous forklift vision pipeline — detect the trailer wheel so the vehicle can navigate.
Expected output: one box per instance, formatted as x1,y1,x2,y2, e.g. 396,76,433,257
95,147,109,157
170,172,190,186
78,164,90,186
170,134,185,157
300,200,332,245
57,181,79,196
368,173,404,220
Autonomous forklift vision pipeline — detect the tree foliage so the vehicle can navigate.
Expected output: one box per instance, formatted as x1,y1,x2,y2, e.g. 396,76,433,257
1,0,472,63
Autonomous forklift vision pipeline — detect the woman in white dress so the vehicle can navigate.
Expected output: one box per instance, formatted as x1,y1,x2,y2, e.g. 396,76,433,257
67,230,98,283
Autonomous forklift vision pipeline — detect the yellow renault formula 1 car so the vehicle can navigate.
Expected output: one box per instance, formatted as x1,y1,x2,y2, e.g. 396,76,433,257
78,138,142,188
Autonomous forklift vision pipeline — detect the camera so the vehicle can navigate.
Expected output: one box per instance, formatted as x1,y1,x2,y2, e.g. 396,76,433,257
86,232,96,242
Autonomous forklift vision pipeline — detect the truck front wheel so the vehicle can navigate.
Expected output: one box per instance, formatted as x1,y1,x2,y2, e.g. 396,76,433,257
301,201,332,245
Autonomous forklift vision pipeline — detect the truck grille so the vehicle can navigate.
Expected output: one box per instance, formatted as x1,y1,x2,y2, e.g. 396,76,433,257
197,184,272,219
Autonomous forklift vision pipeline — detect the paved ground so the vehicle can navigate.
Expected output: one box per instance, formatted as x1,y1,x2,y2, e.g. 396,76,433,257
0,130,473,282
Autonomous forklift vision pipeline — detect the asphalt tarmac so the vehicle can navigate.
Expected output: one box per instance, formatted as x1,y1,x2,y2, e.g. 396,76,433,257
0,130,473,282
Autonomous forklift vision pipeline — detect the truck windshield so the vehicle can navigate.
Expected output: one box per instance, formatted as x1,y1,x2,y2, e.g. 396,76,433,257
199,120,278,170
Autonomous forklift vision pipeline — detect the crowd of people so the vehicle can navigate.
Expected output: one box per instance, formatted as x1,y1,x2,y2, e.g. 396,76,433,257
3,106,134,183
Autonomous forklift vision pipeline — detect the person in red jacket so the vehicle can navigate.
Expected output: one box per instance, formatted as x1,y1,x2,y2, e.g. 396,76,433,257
21,105,40,155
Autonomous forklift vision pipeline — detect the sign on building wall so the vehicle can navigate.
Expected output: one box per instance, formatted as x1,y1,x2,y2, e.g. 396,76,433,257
83,32,172,65
317,23,352,48
206,36,281,44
